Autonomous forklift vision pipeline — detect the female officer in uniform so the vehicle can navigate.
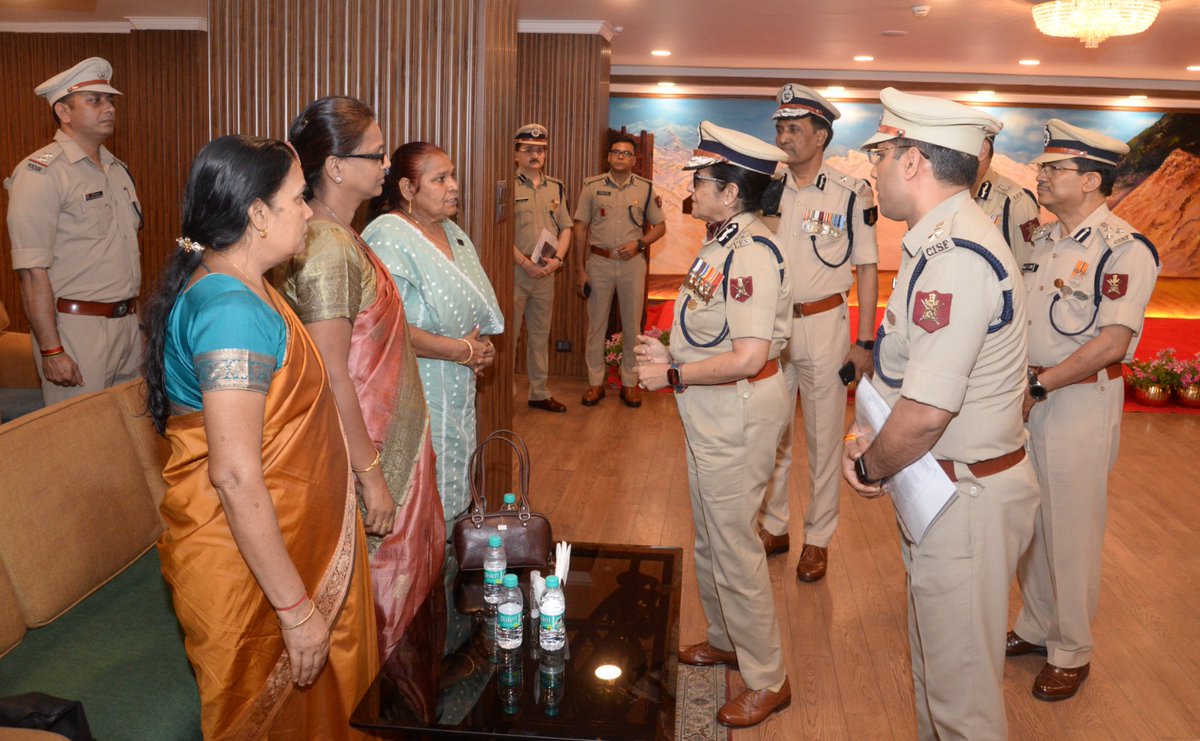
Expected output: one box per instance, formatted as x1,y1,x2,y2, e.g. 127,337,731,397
635,121,793,729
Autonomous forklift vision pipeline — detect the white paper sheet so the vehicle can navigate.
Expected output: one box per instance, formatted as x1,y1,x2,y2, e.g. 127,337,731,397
854,381,958,545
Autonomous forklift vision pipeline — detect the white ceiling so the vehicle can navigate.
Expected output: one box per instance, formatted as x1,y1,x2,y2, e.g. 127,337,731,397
3,0,1198,105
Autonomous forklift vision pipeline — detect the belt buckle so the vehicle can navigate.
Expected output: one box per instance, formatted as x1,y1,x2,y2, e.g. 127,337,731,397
113,301,129,318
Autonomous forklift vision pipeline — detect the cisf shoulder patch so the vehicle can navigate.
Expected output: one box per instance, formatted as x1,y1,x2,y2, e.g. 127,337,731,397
730,276,754,302
1101,273,1128,300
913,290,952,332
1020,218,1041,243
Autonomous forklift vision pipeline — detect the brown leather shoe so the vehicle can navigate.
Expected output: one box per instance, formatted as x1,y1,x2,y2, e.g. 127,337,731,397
581,386,605,406
679,641,739,668
758,527,790,556
528,397,567,413
1033,662,1089,701
717,678,791,728
1005,630,1047,657
620,385,642,408
795,544,828,582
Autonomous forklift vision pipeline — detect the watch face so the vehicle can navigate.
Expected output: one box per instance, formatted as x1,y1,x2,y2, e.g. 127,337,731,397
1030,384,1048,401
667,367,681,386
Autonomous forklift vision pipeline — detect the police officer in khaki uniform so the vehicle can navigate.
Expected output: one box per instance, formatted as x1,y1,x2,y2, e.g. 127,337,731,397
1007,120,1160,701
757,83,880,582
636,122,792,729
574,134,666,408
842,89,1038,741
973,131,1042,265
511,123,571,413
5,57,142,406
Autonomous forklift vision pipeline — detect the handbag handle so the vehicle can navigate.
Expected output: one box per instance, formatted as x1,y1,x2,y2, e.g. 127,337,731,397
467,429,532,525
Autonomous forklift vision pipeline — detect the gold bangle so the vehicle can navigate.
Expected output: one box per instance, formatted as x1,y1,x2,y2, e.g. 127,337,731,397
456,337,474,366
280,601,316,630
352,449,381,474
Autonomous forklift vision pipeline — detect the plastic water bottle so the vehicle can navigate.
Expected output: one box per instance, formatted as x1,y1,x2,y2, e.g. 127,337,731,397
500,493,518,511
483,535,505,605
539,647,566,717
497,573,524,649
539,575,566,651
498,644,523,714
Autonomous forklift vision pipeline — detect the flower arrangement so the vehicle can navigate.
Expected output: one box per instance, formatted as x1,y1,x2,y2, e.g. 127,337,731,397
1177,351,1200,389
1125,347,1183,390
605,327,671,367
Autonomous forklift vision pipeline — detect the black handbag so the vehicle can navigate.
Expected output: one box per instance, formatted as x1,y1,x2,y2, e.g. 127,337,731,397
0,692,94,741
452,429,552,570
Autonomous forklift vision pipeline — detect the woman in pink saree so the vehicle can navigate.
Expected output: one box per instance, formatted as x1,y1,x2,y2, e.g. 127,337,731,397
278,96,446,659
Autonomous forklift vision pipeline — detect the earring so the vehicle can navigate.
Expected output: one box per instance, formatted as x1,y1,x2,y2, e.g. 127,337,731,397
334,177,342,184
258,228,267,238
406,200,413,215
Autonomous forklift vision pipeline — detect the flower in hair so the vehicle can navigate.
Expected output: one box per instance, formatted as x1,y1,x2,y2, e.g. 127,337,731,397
176,237,205,253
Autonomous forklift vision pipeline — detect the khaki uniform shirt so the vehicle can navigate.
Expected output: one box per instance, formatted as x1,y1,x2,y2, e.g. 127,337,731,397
974,167,1041,266
671,213,792,365
574,172,665,250
513,172,571,257
768,164,879,302
1023,205,1159,368
5,130,141,302
870,190,1028,463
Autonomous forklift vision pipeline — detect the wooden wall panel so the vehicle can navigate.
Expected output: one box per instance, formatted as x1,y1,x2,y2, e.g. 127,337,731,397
208,0,518,443
515,32,611,379
0,31,208,334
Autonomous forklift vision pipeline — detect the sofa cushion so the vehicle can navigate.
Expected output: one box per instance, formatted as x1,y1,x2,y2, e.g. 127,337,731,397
0,549,201,740
0,563,24,658
0,382,163,626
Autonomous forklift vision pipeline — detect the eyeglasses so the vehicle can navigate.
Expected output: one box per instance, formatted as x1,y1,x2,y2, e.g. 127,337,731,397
865,144,927,164
339,152,388,163
692,173,726,188
517,146,545,154
609,150,636,159
1034,163,1083,175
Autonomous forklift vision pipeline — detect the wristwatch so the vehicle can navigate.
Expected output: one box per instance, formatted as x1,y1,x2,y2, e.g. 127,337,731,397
1027,368,1048,402
667,363,686,394
855,339,875,351
854,455,879,485
636,238,647,253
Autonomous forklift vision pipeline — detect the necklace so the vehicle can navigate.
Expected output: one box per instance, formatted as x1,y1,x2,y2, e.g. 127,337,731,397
212,249,262,289
311,197,350,230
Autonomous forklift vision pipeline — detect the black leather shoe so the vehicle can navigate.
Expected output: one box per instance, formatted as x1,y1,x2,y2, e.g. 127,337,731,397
528,397,567,413
1005,630,1048,657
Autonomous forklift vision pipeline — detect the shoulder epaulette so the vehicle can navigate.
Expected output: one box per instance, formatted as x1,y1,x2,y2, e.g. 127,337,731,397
23,144,61,173
1097,221,1135,248
583,174,607,185
1031,223,1056,242
921,222,958,259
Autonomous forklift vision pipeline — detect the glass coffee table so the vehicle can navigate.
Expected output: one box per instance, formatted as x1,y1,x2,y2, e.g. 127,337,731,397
351,542,682,739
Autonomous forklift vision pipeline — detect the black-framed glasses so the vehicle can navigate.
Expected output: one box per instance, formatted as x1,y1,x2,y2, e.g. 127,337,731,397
692,173,725,189
339,152,388,163
1034,163,1083,175
517,146,545,154
609,150,635,158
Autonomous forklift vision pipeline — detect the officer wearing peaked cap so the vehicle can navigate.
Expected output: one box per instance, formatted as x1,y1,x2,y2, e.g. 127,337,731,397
844,88,1038,741
4,57,143,407
1009,118,1159,702
973,123,1042,265
757,83,880,584
512,123,572,413
635,121,793,728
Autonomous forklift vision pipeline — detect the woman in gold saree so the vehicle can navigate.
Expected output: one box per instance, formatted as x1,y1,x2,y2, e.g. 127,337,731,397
279,96,446,659
142,135,378,739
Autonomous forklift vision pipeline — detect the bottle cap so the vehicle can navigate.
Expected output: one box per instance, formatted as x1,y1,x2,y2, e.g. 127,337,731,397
489,535,502,547
545,575,559,589
503,493,516,504
503,573,518,587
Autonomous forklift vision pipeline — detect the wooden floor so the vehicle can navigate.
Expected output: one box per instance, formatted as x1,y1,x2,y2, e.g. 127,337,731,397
511,376,1200,741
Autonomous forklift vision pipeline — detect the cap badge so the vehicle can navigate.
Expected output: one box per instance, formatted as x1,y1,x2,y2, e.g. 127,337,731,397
781,84,795,103
1043,125,1052,146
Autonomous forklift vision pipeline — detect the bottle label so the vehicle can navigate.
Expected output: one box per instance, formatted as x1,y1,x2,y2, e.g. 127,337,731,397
484,567,503,585
540,611,564,633
498,607,522,630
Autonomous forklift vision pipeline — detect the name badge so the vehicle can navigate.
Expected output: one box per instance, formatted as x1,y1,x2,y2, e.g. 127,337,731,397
85,191,104,201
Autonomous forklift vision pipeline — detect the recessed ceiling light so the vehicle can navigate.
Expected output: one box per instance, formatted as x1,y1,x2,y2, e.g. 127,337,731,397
854,55,875,62
657,81,676,87
1019,59,1041,66
651,49,671,57
825,86,846,94
1188,65,1200,72
977,90,995,96
1128,94,1148,100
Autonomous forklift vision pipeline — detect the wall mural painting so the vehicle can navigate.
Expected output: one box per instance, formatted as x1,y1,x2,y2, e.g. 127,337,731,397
610,96,1200,278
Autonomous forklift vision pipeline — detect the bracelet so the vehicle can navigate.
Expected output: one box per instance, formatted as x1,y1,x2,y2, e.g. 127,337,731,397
275,593,307,612
351,449,381,474
40,345,65,357
456,337,474,366
280,602,317,631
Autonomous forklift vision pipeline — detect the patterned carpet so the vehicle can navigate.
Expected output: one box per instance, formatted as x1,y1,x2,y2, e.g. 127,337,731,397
675,664,728,741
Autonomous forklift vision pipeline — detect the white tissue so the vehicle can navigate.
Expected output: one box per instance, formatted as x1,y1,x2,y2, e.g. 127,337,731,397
530,569,546,609
554,542,571,586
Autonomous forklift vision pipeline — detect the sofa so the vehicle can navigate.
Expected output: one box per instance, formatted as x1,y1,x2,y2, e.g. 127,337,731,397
0,300,44,423
0,379,201,739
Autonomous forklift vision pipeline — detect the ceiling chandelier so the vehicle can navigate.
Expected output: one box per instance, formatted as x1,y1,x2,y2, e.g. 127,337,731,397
1032,0,1161,48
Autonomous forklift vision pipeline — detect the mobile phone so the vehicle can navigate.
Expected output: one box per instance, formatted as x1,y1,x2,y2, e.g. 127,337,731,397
582,281,592,299
838,361,856,386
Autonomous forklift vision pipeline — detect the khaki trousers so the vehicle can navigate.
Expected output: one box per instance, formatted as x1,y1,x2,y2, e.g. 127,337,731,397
584,253,645,387
34,312,142,406
676,373,789,691
761,301,849,545
1015,375,1123,668
902,460,1038,741
512,267,556,401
